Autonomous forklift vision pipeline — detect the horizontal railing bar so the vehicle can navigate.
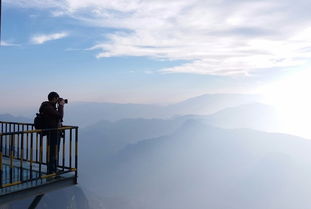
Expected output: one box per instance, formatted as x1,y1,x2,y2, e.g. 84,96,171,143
0,126,78,136
0,121,33,126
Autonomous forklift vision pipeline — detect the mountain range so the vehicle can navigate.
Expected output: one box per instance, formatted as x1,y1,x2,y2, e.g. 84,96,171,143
82,120,311,209
2,93,306,209
0,114,31,123
65,93,262,127
78,102,280,167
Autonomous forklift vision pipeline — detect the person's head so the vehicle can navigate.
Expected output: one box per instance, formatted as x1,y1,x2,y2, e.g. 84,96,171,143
48,92,59,104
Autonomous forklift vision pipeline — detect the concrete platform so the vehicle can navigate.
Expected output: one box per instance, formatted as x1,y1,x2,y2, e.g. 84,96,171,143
0,158,77,205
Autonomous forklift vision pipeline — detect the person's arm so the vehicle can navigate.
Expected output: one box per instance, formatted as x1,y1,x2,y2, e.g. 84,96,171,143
44,103,64,121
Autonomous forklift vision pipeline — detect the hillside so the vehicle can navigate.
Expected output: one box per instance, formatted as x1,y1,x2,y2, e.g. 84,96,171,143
80,120,311,209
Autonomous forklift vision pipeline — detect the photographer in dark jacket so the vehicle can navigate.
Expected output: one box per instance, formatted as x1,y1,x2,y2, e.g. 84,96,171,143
39,92,65,174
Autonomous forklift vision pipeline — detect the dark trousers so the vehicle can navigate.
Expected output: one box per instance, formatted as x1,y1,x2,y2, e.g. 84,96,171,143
47,131,60,174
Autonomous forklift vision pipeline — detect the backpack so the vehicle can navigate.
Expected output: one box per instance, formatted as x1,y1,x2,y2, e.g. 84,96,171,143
34,113,45,129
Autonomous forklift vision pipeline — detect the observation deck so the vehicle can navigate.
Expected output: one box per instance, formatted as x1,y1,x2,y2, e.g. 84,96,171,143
0,121,78,207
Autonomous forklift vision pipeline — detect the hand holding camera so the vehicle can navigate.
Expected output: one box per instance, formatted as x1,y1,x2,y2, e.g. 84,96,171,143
58,98,68,106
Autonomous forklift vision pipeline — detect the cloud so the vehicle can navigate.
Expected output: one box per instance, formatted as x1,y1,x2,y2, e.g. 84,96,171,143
8,0,311,76
30,32,69,44
0,41,19,46
5,0,65,9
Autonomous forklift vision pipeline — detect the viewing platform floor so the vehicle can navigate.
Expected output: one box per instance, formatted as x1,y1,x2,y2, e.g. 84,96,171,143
0,157,76,205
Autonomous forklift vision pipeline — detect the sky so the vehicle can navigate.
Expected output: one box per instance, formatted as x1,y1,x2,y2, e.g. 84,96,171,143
1,0,311,111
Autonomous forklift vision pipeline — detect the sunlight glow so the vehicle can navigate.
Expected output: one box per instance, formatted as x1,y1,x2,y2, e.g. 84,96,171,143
260,69,311,139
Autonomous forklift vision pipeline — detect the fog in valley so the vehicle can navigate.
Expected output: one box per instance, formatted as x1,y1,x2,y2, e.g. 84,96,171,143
2,93,311,209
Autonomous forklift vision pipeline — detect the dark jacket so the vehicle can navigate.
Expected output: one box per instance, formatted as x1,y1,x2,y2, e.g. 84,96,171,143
39,101,64,129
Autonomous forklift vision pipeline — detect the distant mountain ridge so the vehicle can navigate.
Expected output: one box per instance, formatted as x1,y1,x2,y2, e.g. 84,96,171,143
203,102,280,132
1,93,263,128
168,93,261,115
0,114,31,123
66,93,261,127
79,102,280,166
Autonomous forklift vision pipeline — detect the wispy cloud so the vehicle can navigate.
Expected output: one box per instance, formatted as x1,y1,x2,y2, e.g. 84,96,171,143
8,0,311,76
5,0,64,9
30,32,69,44
0,40,19,46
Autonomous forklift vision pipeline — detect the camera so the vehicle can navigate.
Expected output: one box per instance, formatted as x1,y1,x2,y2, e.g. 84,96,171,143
58,98,68,104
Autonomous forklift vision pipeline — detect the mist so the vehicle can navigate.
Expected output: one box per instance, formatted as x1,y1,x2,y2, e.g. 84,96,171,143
2,93,311,209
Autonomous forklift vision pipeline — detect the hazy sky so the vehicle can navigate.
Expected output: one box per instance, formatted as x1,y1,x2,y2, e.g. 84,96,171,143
1,0,311,109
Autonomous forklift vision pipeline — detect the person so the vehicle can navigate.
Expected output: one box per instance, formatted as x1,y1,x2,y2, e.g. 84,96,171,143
39,91,65,174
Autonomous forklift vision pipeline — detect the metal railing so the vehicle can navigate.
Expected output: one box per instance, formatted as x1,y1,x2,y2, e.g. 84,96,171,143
0,121,78,189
